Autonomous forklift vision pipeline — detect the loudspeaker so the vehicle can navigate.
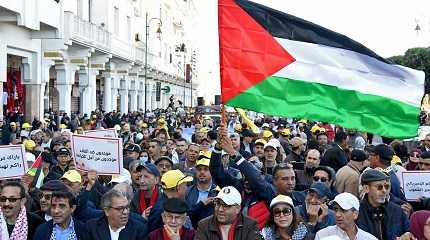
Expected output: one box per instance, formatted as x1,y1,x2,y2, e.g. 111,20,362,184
214,95,221,105
197,97,204,106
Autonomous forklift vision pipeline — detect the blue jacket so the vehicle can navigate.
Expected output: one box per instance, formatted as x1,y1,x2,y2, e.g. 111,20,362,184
295,204,336,235
33,218,89,240
186,182,219,228
86,215,148,240
357,195,409,240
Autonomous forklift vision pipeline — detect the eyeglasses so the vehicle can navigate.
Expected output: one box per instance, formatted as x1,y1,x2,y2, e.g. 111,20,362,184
371,183,390,191
313,176,328,182
109,205,130,213
214,200,235,210
164,213,186,222
39,192,52,200
273,208,293,217
157,163,172,169
0,196,23,203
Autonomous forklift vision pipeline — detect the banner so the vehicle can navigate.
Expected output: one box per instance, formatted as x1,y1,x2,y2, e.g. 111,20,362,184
402,171,430,201
0,145,27,179
71,135,123,175
84,129,118,138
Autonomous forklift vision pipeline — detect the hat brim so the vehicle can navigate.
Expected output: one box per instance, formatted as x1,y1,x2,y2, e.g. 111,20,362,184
178,176,193,185
215,196,239,206
309,188,326,198
328,200,354,211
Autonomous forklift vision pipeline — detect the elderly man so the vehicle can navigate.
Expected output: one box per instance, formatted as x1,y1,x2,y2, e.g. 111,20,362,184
295,149,321,191
315,193,377,240
33,191,89,240
0,181,44,240
196,186,260,239
87,189,147,240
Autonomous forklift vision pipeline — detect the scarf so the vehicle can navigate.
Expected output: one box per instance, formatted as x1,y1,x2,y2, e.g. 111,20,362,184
0,210,9,240
9,207,28,240
162,226,183,240
139,186,159,214
49,218,77,240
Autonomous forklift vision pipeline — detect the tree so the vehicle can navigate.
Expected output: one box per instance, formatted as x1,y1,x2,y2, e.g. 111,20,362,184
388,47,430,93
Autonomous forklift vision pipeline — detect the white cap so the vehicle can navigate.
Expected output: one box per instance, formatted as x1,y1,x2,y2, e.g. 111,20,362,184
25,152,36,163
216,186,242,206
270,195,294,208
262,123,270,128
329,192,360,211
264,141,278,150
268,139,281,148
110,168,132,185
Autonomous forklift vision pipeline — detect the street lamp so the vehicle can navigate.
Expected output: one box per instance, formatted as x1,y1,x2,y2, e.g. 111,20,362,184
144,12,162,112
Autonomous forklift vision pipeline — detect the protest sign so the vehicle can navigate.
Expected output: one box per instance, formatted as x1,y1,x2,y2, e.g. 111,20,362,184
71,135,123,175
402,171,430,201
84,129,118,138
0,145,27,180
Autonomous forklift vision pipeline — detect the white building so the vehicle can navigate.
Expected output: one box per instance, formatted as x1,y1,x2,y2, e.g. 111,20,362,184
0,0,199,121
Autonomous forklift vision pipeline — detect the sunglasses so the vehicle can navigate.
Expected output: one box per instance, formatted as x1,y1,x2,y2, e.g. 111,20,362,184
39,192,52,200
313,176,328,182
273,208,293,217
371,183,390,191
0,196,23,203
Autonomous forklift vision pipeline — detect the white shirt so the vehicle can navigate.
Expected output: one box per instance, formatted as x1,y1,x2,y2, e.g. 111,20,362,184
315,225,378,240
109,225,125,240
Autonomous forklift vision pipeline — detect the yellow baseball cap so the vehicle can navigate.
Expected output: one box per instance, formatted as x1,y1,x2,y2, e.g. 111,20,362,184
199,127,209,133
255,139,267,146
61,170,82,183
298,119,308,124
280,128,291,136
158,118,166,125
22,123,31,129
196,158,210,167
23,139,36,151
59,124,67,129
161,170,193,189
262,130,273,138
311,125,321,133
198,151,212,160
391,155,402,165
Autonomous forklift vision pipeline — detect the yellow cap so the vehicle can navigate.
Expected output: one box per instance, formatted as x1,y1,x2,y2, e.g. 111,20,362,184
234,123,242,132
311,125,321,133
23,139,36,151
22,123,31,129
198,151,212,160
158,118,166,125
199,127,209,133
255,139,267,146
141,123,148,129
280,128,291,136
262,130,273,138
391,155,402,165
161,170,193,189
113,124,121,131
59,124,67,129
298,119,308,124
196,158,210,167
61,170,82,183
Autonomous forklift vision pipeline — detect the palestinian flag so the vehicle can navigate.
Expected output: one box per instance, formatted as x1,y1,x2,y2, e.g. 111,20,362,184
27,153,44,188
218,0,425,138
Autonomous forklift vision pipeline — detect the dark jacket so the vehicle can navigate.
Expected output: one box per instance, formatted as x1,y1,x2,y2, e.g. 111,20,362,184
149,227,194,240
186,183,219,228
320,143,348,171
86,215,148,240
195,214,261,240
357,195,409,240
130,187,164,233
33,218,89,240
295,204,336,235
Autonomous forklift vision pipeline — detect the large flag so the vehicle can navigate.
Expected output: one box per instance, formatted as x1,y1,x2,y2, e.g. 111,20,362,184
218,0,425,138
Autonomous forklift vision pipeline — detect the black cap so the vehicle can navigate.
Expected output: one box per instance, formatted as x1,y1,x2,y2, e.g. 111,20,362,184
373,144,394,161
308,182,331,198
361,169,390,185
241,129,255,138
125,144,141,153
351,149,367,162
41,152,55,165
154,156,174,166
57,147,70,156
163,197,188,214
40,180,69,192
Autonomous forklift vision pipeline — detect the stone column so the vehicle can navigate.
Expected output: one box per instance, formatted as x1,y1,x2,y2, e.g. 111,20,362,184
55,64,76,115
129,89,137,112
119,89,128,113
103,77,112,112
111,76,120,112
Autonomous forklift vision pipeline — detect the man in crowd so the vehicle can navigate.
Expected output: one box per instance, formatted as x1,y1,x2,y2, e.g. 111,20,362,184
176,143,200,175
33,191,89,240
87,189,147,240
285,137,305,162
336,149,368,197
175,138,188,163
35,180,70,221
51,147,72,176
295,149,321,191
0,181,44,240
154,156,174,176
147,139,162,163
196,186,260,239
320,131,349,171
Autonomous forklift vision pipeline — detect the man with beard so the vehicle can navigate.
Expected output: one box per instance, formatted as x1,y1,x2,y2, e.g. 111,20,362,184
33,191,89,240
336,149,368,197
87,189,147,240
262,141,278,175
147,139,162,163
0,181,44,240
175,138,188,163
176,143,200,176
295,149,321,191
357,169,411,240
285,137,305,163
196,186,260,239
186,158,219,228
253,139,267,162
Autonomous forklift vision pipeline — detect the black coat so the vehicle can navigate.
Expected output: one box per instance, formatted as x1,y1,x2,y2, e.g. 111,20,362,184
86,215,148,240
320,143,348,171
33,218,89,240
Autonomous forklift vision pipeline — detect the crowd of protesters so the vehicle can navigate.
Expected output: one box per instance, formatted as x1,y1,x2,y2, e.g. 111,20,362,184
0,102,429,240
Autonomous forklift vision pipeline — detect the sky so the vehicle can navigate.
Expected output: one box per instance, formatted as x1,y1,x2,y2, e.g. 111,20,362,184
192,0,430,104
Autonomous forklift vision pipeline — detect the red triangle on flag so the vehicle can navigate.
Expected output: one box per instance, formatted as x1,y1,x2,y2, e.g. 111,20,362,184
218,0,296,103
30,153,42,169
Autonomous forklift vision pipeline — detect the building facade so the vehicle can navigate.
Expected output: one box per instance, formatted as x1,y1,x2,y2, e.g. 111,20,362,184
0,0,199,121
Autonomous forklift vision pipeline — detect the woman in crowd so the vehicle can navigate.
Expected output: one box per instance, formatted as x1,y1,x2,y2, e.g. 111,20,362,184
410,210,430,240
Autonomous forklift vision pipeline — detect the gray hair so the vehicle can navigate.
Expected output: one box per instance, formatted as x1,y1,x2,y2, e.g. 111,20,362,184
101,189,127,209
112,183,134,201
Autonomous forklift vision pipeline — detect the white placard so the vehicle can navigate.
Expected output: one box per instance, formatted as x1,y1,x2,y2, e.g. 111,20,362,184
84,129,118,138
71,135,123,175
0,145,28,179
402,171,430,201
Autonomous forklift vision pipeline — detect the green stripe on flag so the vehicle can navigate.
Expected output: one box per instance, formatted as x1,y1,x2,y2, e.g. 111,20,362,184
226,76,420,138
